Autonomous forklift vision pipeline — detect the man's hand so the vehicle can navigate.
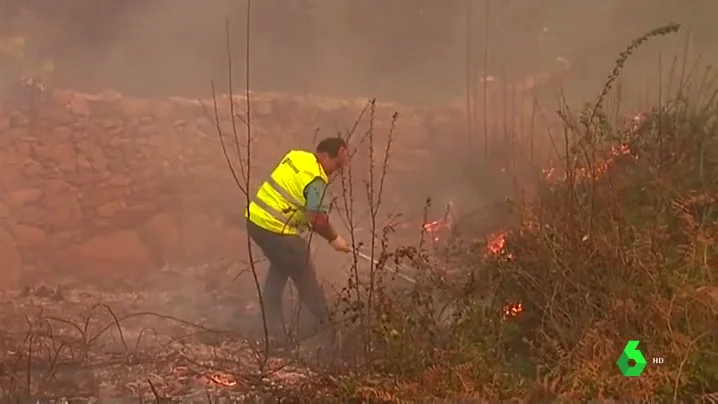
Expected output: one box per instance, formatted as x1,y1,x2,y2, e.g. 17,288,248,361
329,235,351,253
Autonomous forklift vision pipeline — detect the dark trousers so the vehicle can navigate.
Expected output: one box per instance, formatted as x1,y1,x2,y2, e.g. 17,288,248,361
246,220,330,335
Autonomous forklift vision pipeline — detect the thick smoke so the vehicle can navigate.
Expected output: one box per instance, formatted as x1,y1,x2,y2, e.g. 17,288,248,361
2,0,716,102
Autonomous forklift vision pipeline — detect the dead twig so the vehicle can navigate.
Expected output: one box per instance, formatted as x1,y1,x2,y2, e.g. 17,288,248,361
147,378,164,402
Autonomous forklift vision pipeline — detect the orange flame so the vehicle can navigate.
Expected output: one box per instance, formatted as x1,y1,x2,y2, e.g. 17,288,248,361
173,366,238,388
207,373,238,387
486,231,514,260
503,301,523,318
485,232,522,318
423,219,451,242
487,232,507,255
541,132,637,184
456,115,643,321
422,211,524,319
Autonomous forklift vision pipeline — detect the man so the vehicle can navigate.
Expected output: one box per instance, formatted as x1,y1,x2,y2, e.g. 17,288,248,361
245,137,351,342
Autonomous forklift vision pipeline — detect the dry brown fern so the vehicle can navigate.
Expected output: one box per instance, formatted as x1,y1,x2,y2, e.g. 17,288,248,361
539,332,569,377
420,363,444,394
563,325,612,397
394,380,420,397
628,227,653,265
699,392,718,404
452,362,476,396
356,386,401,403
526,373,561,403
695,286,718,311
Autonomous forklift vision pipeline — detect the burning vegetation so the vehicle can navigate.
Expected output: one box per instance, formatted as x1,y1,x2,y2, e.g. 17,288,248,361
389,76,717,398
419,128,642,322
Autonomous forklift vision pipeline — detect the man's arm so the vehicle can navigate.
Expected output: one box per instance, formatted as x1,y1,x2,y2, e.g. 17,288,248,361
303,178,338,242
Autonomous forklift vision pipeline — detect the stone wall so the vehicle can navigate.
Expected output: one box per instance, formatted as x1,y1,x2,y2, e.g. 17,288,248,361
0,89,466,289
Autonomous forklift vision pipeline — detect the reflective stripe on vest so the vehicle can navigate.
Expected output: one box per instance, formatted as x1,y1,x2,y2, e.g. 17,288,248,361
246,150,328,235
251,176,304,232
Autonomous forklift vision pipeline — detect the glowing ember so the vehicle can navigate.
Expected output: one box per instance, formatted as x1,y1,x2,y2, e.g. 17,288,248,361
422,203,456,242
483,113,644,322
487,232,507,255
540,130,637,185
486,231,514,260
423,219,448,241
174,366,239,388
486,232,522,319
422,205,523,319
207,373,238,387
503,301,523,318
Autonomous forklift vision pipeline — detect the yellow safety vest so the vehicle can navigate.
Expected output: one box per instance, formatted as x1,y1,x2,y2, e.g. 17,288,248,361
246,150,329,235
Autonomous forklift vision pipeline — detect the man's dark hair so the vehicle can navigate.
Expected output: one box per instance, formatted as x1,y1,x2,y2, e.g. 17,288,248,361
316,137,347,158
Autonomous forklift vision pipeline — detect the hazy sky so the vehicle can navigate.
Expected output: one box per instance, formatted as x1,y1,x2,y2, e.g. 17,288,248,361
1,0,712,104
